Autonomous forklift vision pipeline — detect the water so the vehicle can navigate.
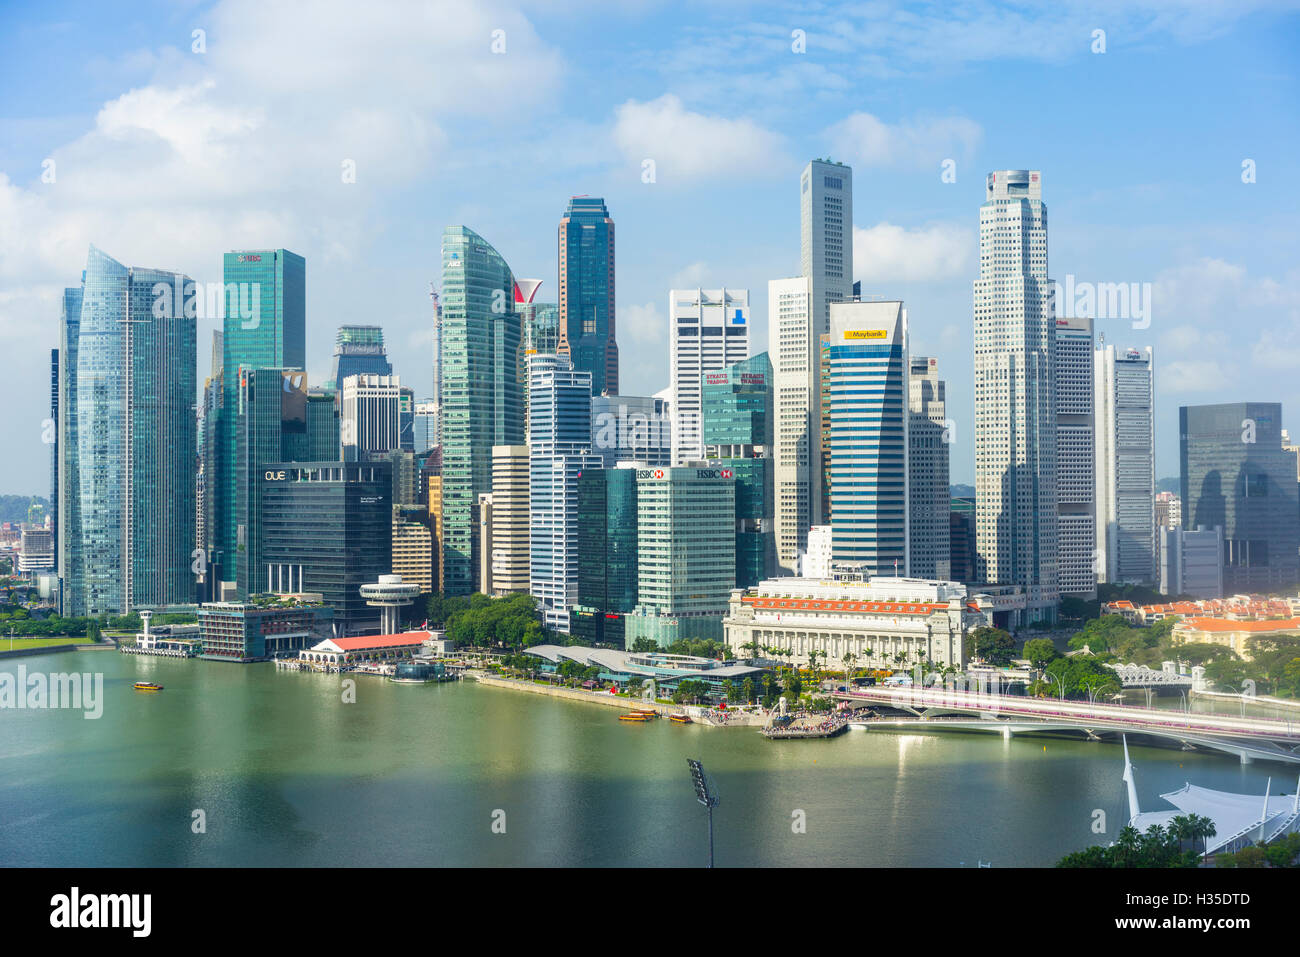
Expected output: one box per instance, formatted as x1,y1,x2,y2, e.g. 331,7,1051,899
0,651,1288,867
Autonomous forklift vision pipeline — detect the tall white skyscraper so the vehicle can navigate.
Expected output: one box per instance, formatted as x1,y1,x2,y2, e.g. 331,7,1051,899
800,159,854,340
827,300,909,576
973,169,1058,622
1095,344,1156,585
528,354,603,632
1055,316,1096,597
669,288,749,464
339,373,403,459
770,275,815,572
908,356,950,580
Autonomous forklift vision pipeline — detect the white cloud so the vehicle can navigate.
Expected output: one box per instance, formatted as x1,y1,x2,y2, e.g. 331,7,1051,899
853,221,974,283
826,113,981,170
611,94,787,181
670,261,710,289
619,300,667,349
1161,360,1235,394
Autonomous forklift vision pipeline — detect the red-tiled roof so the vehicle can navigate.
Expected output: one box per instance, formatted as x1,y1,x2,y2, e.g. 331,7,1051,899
331,631,431,651
1179,618,1300,634
743,597,950,616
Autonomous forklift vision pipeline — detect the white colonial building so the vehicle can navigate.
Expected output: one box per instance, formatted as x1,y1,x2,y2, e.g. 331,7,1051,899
723,576,991,671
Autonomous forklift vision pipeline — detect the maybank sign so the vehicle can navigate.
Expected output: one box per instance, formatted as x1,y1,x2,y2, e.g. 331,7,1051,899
844,329,888,340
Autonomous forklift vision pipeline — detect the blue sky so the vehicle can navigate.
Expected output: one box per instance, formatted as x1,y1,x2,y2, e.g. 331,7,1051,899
1,0,1298,495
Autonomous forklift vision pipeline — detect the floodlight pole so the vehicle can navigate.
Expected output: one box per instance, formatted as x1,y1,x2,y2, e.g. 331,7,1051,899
686,758,719,868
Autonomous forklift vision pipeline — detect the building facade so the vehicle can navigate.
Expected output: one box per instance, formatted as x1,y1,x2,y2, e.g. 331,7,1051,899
199,600,334,662
669,288,750,464
572,466,639,647
973,170,1058,622
489,445,530,595
908,356,951,580
1055,316,1096,596
800,159,854,343
1159,525,1224,599
769,275,816,573
1095,345,1155,585
557,197,618,396
329,325,391,389
591,395,672,468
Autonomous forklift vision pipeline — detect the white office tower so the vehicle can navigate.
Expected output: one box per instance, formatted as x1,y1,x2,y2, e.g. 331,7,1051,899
800,159,854,340
669,288,749,463
908,356,951,580
799,525,833,578
973,170,1058,622
528,355,603,632
340,374,403,458
827,300,909,576
1095,344,1156,584
489,445,530,596
1055,316,1096,597
770,276,816,572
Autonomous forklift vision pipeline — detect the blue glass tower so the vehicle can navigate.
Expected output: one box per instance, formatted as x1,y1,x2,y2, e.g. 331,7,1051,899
558,197,618,396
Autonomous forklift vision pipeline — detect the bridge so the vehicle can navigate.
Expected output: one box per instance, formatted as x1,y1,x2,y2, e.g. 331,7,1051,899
835,685,1300,766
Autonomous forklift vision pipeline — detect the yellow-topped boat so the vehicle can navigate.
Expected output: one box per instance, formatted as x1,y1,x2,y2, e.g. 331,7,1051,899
132,681,163,693
618,712,653,722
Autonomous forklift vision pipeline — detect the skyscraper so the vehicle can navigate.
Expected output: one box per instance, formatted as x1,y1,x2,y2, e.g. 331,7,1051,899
216,249,306,587
1095,344,1154,585
973,170,1057,622
770,275,815,573
557,196,617,396
800,159,854,340
572,466,639,647
1180,402,1298,593
1056,316,1096,596
908,356,951,580
440,225,523,595
489,445,530,596
56,284,83,614
669,288,750,464
826,300,908,576
58,246,196,614
590,394,671,467
329,325,391,389
339,374,404,459
528,354,602,631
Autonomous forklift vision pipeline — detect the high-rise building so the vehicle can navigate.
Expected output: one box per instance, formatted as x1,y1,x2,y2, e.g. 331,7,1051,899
48,348,58,581
58,246,196,614
57,286,82,614
669,288,749,464
489,445,530,596
340,374,404,459
572,466,639,647
1055,316,1096,597
528,355,603,631
1180,402,1300,593
329,325,391,389
1095,345,1155,585
701,352,775,587
800,159,854,341
392,505,434,595
440,226,523,595
1160,525,1224,599
949,497,977,583
973,170,1057,623
908,356,951,580
626,466,736,647
216,249,306,586
770,275,816,573
591,395,672,467
1156,491,1182,529
557,197,617,396
259,461,392,632
826,300,909,576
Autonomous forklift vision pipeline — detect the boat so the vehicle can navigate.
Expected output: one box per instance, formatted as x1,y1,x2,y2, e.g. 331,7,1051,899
629,708,658,718
618,713,654,722
132,681,164,693
669,714,692,724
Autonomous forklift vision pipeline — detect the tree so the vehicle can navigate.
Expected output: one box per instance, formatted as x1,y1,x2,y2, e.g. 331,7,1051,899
967,627,1015,666
741,676,755,703
1023,638,1058,672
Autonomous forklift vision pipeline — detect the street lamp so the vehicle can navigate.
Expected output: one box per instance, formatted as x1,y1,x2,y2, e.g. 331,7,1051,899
686,758,720,868
1045,672,1066,702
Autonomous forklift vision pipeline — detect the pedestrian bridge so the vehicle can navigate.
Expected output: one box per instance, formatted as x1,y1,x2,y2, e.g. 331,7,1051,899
836,686,1300,766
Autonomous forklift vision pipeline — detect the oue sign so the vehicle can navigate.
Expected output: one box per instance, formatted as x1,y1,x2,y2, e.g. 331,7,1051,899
264,470,286,481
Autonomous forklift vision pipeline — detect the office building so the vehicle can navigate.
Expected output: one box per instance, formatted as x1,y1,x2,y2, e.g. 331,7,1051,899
800,159,854,342
908,356,951,580
799,525,833,578
215,249,306,585
392,505,434,595
1055,316,1096,596
572,466,639,647
949,497,977,583
557,196,618,396
199,599,334,662
440,225,523,595
329,325,391,389
1180,402,1300,593
973,170,1057,622
591,395,672,467
770,276,817,572
489,445,530,595
528,355,603,632
669,288,750,464
340,374,404,459
626,466,736,647
58,246,196,615
1095,345,1155,584
1156,491,1182,530
1160,525,1225,599
701,352,775,587
259,461,392,632
826,300,908,576
18,526,54,574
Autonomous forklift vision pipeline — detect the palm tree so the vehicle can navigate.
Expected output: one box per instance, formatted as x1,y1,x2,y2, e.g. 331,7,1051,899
1190,814,1217,858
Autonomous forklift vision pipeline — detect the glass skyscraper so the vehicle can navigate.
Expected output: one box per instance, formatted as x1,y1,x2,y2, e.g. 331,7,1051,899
572,466,638,647
558,197,618,396
1180,402,1300,593
330,325,392,388
440,226,523,594
58,246,196,614
216,249,306,585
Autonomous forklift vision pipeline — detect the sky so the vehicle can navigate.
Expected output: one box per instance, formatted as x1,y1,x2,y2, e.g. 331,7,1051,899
1,0,1298,496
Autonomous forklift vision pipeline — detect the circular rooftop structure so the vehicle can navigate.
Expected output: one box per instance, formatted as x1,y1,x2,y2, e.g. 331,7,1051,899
360,574,421,633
